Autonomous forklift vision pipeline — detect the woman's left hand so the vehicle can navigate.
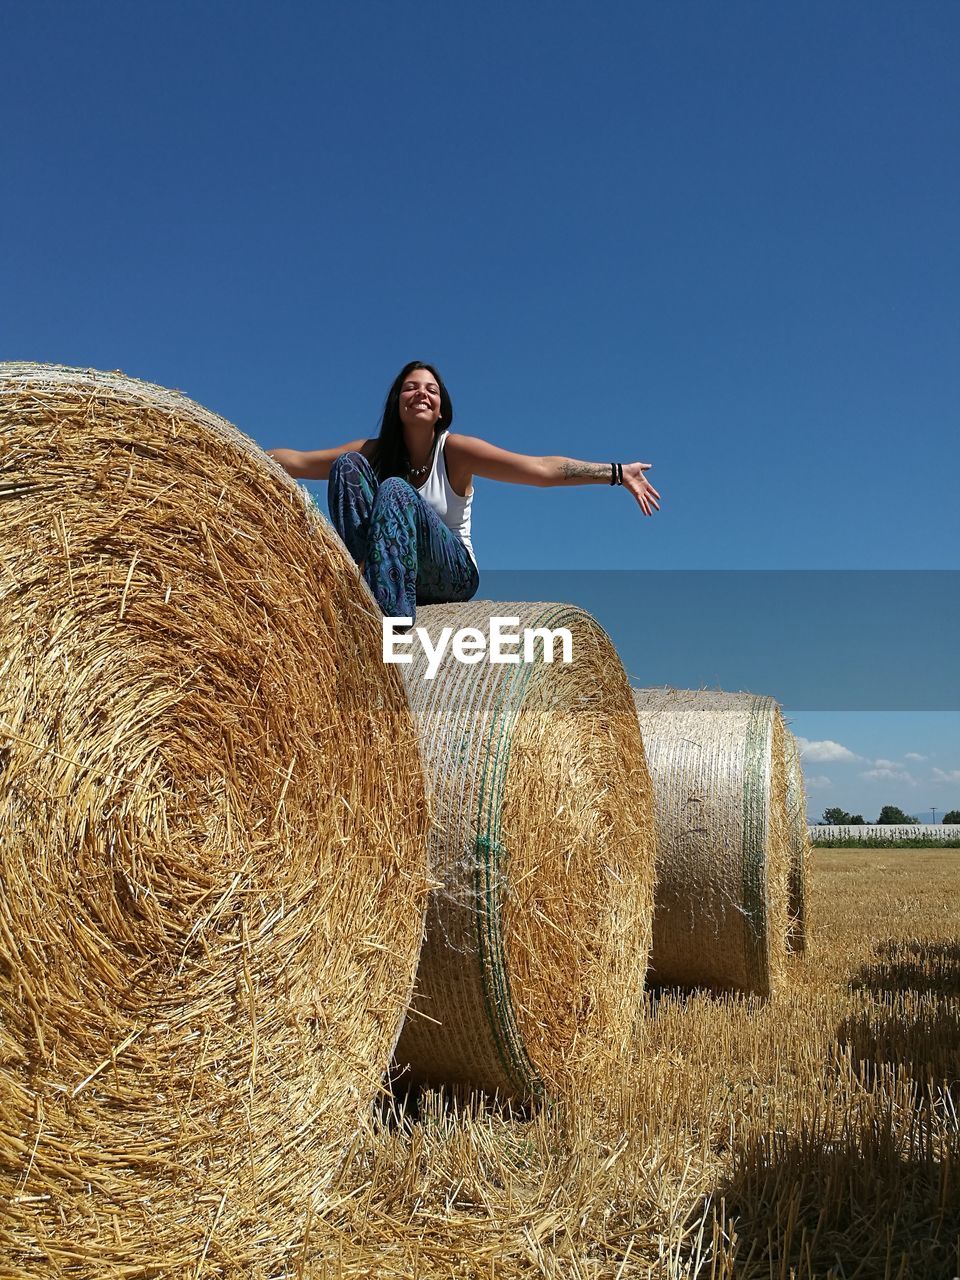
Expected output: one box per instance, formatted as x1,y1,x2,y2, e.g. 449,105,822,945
622,463,661,516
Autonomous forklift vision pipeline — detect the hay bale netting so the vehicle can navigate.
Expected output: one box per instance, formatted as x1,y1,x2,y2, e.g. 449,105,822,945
783,727,811,953
393,602,656,1102
631,688,791,996
0,364,430,1276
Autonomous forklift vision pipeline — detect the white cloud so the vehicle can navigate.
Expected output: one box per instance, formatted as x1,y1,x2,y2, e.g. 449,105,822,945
931,768,960,784
874,758,899,770
805,775,833,790
904,752,927,762
797,737,861,763
860,767,917,785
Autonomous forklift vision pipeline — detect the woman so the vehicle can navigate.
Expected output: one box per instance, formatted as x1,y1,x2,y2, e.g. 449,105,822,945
269,360,660,621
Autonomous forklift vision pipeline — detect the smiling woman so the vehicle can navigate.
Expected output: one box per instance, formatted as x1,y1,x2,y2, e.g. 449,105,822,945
269,360,661,622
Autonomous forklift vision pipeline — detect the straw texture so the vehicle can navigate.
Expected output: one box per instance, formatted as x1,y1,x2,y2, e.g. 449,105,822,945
394,602,656,1102
0,364,430,1277
782,727,811,953
631,688,791,996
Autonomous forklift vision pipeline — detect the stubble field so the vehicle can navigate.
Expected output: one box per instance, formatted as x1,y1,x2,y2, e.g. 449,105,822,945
304,850,960,1279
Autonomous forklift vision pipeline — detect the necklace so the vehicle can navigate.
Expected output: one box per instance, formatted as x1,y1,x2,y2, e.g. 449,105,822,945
407,443,435,480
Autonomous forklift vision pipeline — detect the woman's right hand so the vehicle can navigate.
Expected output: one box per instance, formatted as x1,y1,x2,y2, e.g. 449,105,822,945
267,448,306,476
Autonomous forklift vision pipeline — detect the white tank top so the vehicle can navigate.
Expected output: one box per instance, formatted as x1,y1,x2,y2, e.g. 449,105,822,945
416,430,476,566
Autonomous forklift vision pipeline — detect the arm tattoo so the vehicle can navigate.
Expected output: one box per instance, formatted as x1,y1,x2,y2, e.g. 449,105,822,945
558,460,609,481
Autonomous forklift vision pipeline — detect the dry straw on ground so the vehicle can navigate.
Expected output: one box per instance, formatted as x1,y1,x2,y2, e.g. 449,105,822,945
296,850,960,1278
0,364,430,1277
631,688,791,995
393,602,656,1102
782,726,811,953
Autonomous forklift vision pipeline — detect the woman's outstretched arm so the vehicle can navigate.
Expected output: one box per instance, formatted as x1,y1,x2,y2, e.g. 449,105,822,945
446,435,661,516
268,438,372,480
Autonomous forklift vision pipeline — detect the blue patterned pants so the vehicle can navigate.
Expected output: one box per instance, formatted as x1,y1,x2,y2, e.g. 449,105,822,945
328,452,480,621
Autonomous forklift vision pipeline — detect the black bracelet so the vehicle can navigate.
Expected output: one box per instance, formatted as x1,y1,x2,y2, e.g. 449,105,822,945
610,462,623,486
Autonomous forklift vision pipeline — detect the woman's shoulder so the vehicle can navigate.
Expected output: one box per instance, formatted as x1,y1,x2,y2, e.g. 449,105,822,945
442,431,484,457
443,432,485,467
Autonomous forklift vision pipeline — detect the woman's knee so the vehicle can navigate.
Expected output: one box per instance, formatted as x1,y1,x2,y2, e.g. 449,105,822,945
374,475,414,509
329,451,369,486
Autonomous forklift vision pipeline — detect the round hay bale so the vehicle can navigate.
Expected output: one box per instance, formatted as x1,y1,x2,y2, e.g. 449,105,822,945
0,364,430,1276
782,727,811,953
392,602,656,1102
631,688,791,995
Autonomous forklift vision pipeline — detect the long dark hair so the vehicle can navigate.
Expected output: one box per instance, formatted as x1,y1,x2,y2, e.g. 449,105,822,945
368,361,454,480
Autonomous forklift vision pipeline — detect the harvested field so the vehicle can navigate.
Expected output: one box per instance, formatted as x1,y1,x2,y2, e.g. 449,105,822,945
293,850,960,1278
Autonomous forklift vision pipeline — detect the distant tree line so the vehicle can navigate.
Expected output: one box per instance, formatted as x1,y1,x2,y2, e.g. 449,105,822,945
820,806,960,825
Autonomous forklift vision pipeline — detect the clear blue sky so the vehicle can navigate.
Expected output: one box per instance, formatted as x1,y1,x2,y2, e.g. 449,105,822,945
3,1,957,819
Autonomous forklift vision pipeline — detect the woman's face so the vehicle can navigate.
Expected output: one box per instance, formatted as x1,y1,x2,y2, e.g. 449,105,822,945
397,368,442,432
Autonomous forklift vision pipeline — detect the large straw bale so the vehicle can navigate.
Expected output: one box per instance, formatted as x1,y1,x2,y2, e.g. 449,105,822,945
631,688,791,995
0,364,430,1277
393,602,656,1102
782,727,811,953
